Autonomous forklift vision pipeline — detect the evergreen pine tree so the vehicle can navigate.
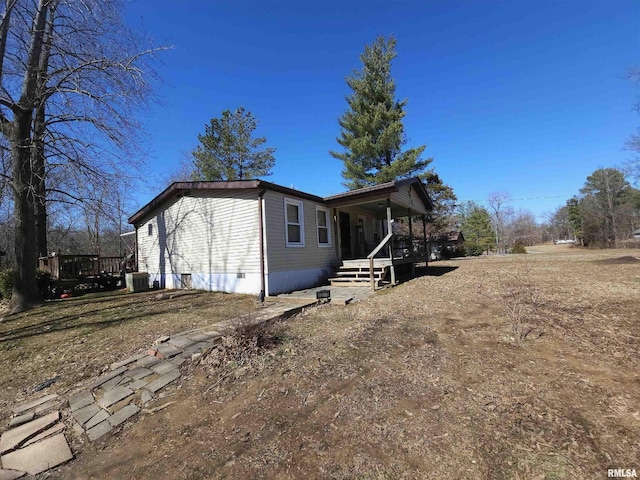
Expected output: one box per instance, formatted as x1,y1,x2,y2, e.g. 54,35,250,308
330,35,432,189
192,107,276,181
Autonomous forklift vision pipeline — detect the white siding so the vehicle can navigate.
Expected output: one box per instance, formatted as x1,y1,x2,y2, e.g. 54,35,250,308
137,190,261,294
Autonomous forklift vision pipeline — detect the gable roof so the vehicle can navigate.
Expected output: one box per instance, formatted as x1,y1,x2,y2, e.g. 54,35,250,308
128,180,324,225
433,231,464,242
324,177,434,209
128,176,433,225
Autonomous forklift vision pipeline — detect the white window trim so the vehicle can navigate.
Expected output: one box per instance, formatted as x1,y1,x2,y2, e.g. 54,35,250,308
316,206,332,248
284,197,305,247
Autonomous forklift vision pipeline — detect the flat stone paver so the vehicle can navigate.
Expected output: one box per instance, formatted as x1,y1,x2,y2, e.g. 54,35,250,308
141,390,152,404
0,433,72,476
34,399,64,415
144,369,181,394
86,366,127,390
150,361,177,375
13,394,58,415
108,404,140,427
8,413,34,428
167,336,197,348
128,379,150,390
110,353,146,370
189,333,218,342
154,344,182,359
84,410,110,430
124,366,153,381
72,403,100,426
0,411,59,454
136,355,161,368
99,375,123,391
96,386,133,409
181,342,208,357
170,356,186,367
23,423,65,447
0,468,26,480
68,391,94,412
86,421,112,441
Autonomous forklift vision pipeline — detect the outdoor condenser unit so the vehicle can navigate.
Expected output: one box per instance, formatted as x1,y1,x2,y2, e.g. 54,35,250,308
126,272,149,293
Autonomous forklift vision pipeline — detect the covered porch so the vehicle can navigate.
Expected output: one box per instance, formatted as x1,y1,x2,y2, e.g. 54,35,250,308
324,177,433,289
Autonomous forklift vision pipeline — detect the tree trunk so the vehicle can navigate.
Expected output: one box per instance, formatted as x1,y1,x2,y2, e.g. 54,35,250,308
10,109,41,312
34,104,47,258
8,0,49,312
33,4,54,259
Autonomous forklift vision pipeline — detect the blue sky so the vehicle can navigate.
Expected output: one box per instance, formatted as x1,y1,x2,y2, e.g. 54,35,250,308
124,0,640,221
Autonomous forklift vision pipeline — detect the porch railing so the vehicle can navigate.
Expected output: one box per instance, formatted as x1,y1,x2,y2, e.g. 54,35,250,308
366,234,429,289
367,232,394,289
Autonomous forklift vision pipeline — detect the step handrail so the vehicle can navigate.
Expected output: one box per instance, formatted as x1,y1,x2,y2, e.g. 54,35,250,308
366,232,394,289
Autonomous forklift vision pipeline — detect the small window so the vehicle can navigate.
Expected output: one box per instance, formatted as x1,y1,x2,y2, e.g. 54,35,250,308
284,198,305,247
148,224,153,236
316,207,332,247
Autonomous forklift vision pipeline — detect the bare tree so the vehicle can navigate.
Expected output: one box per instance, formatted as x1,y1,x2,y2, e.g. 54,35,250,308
0,0,166,312
509,209,539,246
487,192,514,254
626,67,640,185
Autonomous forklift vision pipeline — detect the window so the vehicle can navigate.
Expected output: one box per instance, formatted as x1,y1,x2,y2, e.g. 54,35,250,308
285,198,305,247
148,224,153,236
316,207,332,247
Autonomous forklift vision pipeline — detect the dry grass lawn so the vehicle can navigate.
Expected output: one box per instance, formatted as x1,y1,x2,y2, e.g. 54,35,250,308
3,244,640,479
0,289,257,419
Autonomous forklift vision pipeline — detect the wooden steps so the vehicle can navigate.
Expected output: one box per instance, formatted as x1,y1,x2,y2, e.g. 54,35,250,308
329,261,388,287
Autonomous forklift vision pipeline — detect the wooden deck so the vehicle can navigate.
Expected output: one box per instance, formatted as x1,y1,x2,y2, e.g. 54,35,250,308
38,254,127,293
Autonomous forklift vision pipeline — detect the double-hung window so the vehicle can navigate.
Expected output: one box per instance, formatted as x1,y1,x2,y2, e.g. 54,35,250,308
316,207,331,247
285,198,305,247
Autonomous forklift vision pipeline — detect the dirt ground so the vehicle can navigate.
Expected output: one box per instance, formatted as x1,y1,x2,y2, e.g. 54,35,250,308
5,244,640,479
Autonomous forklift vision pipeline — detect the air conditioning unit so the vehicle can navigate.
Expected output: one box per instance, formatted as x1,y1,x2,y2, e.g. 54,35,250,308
126,272,149,292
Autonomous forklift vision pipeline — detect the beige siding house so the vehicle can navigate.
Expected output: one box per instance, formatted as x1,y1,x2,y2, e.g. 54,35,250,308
128,177,433,296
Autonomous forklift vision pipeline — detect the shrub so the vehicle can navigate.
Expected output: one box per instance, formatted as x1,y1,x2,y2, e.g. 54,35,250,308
0,268,15,300
510,243,527,254
465,243,484,256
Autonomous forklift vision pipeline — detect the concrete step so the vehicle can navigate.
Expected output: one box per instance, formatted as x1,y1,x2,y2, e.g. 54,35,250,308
329,279,374,287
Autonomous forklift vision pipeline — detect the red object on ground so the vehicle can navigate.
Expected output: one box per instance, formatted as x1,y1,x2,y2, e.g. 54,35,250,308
60,293,72,299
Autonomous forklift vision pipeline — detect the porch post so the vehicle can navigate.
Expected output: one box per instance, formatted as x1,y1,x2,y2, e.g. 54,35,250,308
387,198,395,284
408,209,414,256
334,208,342,261
422,214,428,262
408,209,415,278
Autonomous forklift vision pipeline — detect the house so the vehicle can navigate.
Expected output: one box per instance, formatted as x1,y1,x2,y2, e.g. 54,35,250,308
429,231,465,260
128,177,433,296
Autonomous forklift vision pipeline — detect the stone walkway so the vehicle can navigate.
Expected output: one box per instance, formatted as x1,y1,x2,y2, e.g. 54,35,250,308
0,298,315,478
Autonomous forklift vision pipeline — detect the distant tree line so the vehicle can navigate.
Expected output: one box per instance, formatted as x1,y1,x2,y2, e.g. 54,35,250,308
548,168,640,248
455,199,543,256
